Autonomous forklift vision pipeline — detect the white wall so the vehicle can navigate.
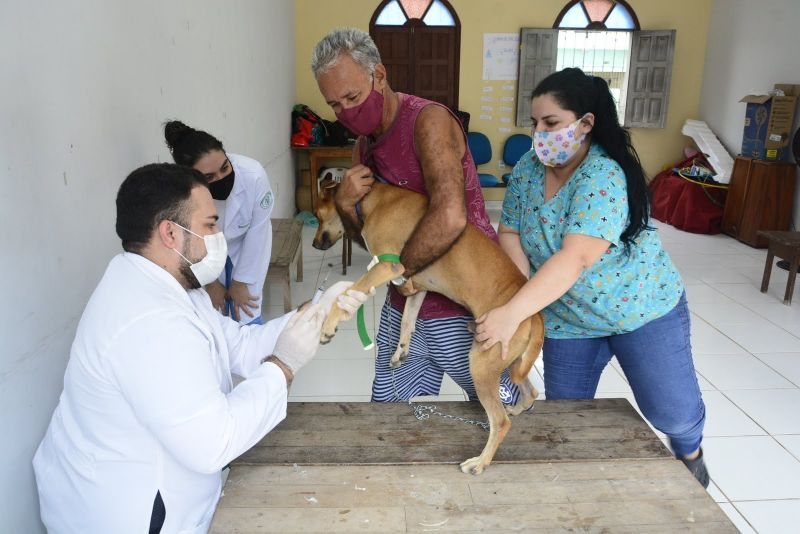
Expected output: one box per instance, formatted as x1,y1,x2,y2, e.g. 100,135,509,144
699,0,800,229
0,1,295,531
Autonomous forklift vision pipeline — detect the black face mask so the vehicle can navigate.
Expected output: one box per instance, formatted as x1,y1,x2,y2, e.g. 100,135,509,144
208,170,235,200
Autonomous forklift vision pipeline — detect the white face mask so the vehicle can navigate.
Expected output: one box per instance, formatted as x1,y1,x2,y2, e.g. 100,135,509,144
172,222,228,286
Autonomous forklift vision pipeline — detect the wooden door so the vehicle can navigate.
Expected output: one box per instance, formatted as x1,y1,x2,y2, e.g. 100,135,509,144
371,27,413,95
371,25,460,109
412,25,458,109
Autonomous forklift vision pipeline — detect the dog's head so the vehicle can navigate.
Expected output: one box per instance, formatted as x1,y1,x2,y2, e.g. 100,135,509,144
312,182,345,250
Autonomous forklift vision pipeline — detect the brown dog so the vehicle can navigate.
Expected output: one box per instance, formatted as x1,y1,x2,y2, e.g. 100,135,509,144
313,182,544,475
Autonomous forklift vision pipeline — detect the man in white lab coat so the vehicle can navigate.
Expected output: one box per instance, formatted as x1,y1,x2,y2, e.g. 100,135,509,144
33,163,366,534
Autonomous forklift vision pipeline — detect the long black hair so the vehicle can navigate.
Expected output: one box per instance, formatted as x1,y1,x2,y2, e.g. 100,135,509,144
164,120,224,167
532,68,650,250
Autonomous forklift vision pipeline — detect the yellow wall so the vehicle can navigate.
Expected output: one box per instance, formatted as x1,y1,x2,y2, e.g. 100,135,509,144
295,0,712,181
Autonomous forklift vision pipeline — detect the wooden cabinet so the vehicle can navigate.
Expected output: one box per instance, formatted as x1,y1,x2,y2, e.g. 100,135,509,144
721,157,797,247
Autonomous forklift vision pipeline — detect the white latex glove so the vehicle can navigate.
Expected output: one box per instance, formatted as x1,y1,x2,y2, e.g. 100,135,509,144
317,281,375,321
271,304,325,373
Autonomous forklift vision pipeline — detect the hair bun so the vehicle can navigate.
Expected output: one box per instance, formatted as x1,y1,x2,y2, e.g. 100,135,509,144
164,120,195,151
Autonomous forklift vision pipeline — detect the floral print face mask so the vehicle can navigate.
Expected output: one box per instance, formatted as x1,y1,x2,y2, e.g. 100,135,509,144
532,116,587,167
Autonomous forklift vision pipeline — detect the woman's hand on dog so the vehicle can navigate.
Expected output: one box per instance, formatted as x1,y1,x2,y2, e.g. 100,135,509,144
336,164,375,211
474,305,523,360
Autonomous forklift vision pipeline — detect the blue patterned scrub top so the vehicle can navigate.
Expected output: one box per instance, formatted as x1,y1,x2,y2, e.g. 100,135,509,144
501,143,684,338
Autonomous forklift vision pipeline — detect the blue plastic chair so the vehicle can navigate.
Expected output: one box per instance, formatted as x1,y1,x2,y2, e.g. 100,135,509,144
467,131,501,187
501,133,532,184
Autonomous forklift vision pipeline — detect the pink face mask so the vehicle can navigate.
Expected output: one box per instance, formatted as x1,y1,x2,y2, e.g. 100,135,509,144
336,80,384,136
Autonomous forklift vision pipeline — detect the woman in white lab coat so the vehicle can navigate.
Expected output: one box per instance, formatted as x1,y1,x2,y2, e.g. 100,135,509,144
165,120,273,325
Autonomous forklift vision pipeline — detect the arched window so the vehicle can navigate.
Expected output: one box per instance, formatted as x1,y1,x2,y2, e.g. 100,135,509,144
517,1,674,129
551,1,639,120
370,0,461,110
554,0,639,30
374,0,456,26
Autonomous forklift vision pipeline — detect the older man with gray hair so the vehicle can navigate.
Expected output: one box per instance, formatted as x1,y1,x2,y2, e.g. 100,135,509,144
311,27,523,405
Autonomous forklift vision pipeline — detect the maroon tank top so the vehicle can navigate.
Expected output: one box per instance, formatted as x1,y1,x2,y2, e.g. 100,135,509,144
358,93,497,319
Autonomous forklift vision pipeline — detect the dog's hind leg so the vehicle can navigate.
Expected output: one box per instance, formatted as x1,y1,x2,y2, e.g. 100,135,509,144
321,260,405,344
390,290,426,368
504,315,544,416
505,375,537,416
459,343,510,475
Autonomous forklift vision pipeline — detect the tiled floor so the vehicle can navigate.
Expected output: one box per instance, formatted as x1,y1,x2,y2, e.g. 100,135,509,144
263,212,800,534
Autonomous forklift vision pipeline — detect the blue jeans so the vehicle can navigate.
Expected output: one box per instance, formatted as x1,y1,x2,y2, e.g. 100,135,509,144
224,256,263,325
543,292,705,457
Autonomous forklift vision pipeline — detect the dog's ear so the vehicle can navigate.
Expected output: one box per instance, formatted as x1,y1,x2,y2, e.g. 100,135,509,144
319,179,339,200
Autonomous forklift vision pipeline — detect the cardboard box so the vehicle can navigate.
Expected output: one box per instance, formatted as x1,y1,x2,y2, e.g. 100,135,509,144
740,84,800,161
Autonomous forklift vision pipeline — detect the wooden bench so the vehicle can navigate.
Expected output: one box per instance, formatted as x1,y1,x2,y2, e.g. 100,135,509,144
210,399,736,532
758,230,800,305
266,218,303,312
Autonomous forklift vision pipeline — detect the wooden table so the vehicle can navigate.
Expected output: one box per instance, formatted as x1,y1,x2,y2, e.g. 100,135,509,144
758,230,800,305
292,145,354,212
210,399,736,532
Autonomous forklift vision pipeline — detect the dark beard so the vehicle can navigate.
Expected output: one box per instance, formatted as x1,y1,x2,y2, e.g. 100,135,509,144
179,239,202,289
179,262,202,289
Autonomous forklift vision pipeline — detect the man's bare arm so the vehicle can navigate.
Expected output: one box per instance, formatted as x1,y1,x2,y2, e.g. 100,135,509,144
400,106,467,277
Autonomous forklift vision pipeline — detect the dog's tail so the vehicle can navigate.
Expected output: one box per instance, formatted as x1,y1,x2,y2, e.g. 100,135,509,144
507,314,544,384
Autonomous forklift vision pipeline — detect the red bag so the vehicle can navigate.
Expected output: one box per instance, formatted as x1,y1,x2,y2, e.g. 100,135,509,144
650,155,727,234
291,105,325,147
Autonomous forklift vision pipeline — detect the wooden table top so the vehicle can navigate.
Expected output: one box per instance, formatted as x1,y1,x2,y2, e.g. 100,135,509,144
757,230,800,247
210,399,736,533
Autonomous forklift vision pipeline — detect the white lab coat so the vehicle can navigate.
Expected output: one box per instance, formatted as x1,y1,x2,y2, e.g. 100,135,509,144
218,153,274,324
33,252,293,533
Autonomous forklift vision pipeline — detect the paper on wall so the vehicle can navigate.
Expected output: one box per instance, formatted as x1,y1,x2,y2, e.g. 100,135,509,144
483,33,519,81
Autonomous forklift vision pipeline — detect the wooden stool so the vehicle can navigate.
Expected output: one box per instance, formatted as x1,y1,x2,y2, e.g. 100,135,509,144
758,230,800,305
266,218,303,312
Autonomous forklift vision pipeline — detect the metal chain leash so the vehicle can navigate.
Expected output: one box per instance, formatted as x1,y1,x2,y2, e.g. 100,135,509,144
385,307,489,432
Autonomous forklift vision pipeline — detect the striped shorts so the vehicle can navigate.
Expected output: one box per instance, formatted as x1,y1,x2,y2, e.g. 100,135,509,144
372,298,521,404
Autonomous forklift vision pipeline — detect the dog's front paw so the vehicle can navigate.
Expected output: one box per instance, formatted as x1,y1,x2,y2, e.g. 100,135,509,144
320,319,339,345
459,456,487,475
